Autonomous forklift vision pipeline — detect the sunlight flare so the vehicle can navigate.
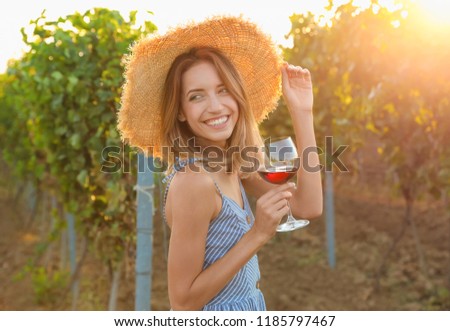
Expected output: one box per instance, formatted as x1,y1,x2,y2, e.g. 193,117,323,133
413,0,450,26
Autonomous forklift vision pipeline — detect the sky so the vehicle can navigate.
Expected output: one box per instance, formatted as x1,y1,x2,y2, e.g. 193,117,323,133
0,0,353,73
0,0,448,73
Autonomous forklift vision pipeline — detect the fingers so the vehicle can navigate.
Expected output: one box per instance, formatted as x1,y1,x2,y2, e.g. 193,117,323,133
256,182,294,220
274,204,291,220
283,62,310,79
272,198,290,212
270,198,290,221
253,181,294,239
254,193,290,229
281,64,290,87
265,190,292,208
259,182,295,202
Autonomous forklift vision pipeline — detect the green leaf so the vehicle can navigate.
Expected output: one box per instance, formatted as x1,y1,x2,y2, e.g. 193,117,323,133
76,169,88,187
69,133,81,149
67,76,79,92
55,126,67,136
129,10,137,24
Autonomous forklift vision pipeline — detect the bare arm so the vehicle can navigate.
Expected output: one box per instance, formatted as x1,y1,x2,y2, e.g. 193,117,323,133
281,64,322,219
167,171,293,310
242,64,322,219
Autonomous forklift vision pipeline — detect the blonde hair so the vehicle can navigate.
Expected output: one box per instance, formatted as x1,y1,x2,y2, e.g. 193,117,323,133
160,47,263,176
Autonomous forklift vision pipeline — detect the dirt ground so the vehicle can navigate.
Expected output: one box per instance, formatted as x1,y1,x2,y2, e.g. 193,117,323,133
1,171,449,311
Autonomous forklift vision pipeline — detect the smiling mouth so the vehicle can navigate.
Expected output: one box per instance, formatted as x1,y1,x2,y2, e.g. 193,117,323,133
204,115,229,127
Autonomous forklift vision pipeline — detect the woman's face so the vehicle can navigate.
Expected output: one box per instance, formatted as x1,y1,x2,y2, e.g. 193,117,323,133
179,61,239,149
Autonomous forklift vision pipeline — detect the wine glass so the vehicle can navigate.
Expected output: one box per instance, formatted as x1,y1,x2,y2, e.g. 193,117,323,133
258,136,310,232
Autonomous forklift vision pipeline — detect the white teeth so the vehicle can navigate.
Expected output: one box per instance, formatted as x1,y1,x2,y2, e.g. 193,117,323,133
205,116,228,126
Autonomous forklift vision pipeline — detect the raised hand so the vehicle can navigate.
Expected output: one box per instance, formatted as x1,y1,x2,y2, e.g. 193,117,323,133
281,63,314,114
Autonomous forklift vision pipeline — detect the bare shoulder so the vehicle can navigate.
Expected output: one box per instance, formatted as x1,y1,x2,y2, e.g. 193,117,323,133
170,167,217,200
165,166,219,228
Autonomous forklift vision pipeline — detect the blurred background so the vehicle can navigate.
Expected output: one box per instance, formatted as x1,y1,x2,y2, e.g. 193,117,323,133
0,0,449,310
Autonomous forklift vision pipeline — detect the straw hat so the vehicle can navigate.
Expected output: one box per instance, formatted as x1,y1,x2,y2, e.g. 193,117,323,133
117,16,283,157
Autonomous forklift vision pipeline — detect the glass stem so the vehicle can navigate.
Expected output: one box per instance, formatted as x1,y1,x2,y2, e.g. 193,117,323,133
286,200,295,222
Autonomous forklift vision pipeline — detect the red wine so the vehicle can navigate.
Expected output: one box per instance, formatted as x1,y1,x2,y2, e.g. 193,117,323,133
257,165,299,184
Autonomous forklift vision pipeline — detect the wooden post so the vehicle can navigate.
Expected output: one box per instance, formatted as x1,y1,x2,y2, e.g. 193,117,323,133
108,260,123,311
324,135,337,269
134,154,154,311
66,212,79,309
325,169,336,269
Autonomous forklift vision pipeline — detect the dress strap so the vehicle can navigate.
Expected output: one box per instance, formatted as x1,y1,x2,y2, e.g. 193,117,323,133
209,177,223,197
161,157,201,184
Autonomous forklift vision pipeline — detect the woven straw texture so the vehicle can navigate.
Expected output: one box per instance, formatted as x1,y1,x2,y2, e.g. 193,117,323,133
117,16,283,157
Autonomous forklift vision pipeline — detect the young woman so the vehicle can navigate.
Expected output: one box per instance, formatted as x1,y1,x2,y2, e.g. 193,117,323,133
118,17,322,311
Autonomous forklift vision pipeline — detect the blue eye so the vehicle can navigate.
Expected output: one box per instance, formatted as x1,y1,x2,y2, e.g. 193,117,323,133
219,88,229,94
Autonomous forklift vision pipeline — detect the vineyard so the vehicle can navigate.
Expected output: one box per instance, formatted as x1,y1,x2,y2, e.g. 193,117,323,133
0,2,449,311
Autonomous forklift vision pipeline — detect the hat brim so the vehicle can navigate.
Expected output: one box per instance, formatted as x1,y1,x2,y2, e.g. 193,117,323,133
117,16,283,157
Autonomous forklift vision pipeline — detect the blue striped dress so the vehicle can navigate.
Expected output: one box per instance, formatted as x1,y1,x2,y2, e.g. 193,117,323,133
162,158,266,311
